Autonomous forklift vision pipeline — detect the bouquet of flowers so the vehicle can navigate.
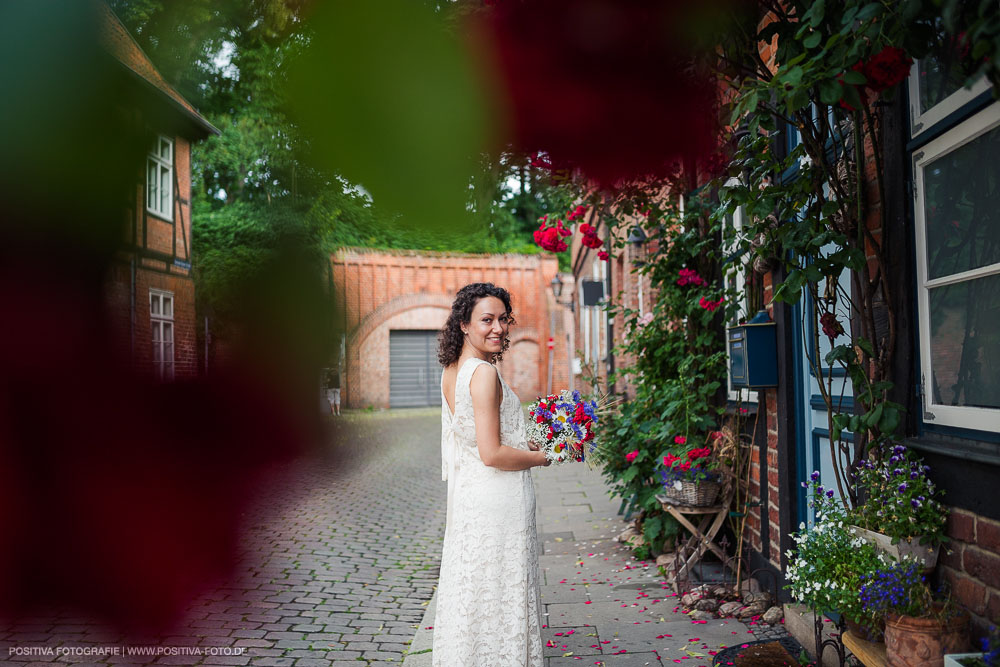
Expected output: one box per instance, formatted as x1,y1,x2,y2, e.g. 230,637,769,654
527,390,600,464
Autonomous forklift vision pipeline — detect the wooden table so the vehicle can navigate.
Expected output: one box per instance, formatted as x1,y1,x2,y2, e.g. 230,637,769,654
656,494,731,591
842,630,887,667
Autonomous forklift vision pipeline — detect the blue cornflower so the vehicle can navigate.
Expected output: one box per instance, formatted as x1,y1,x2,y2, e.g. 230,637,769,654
572,389,582,403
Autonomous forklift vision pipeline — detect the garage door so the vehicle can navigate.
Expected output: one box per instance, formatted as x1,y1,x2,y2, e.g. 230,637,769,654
389,330,443,408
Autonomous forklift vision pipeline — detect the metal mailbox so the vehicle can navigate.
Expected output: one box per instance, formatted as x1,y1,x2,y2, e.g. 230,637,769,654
727,310,777,388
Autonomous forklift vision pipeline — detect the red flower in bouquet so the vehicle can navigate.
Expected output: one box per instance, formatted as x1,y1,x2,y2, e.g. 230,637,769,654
663,453,681,467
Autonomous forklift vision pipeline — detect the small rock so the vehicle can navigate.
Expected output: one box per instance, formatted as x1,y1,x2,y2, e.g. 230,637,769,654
737,600,769,620
742,590,772,606
762,606,784,625
616,527,637,543
655,553,675,567
626,534,646,549
710,585,732,599
692,584,713,595
718,601,743,617
695,598,720,612
688,609,716,621
681,592,700,607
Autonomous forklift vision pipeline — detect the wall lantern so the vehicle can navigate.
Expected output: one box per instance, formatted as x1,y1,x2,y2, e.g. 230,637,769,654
551,274,563,299
727,310,777,388
627,225,648,264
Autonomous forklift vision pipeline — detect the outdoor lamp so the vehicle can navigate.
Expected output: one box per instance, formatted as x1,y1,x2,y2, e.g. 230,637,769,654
627,225,648,264
551,274,563,299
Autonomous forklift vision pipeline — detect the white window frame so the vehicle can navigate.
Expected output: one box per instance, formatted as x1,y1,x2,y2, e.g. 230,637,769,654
912,101,1000,432
908,61,991,140
147,135,174,220
150,289,175,380
721,189,759,403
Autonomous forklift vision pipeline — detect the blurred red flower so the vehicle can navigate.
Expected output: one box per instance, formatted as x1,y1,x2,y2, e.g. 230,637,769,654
477,0,725,186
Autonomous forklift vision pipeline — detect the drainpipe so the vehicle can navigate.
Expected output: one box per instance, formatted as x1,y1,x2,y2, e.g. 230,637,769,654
605,230,615,394
130,254,136,368
546,287,555,396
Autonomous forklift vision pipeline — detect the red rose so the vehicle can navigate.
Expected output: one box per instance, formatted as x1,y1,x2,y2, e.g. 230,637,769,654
598,250,609,261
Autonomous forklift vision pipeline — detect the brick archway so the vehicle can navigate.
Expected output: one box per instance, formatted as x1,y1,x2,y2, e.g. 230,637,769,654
348,293,454,351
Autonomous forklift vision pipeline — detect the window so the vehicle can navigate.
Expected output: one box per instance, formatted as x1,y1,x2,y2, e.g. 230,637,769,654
912,101,1000,432
908,51,991,138
150,290,175,380
147,135,173,219
721,192,759,403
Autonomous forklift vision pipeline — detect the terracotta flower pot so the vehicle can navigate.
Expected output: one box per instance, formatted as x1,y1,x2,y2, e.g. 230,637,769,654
845,614,885,643
885,610,969,667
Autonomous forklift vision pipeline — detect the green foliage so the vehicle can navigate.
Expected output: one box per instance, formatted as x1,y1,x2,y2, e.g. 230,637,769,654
597,189,737,556
712,0,997,506
786,479,890,626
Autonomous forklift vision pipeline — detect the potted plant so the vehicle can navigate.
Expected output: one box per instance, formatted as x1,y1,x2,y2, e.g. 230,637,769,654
860,559,969,666
657,436,722,507
786,476,891,641
945,625,999,667
851,443,948,571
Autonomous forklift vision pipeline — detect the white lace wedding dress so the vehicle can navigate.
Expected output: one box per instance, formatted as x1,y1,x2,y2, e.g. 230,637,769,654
433,357,543,667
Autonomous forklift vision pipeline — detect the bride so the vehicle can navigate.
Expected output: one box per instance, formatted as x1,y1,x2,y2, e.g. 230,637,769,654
433,282,548,667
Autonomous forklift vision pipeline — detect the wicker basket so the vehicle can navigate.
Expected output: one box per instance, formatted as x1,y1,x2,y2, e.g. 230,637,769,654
659,479,721,507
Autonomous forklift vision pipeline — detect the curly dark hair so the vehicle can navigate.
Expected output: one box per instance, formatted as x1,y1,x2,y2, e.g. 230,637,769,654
438,283,517,367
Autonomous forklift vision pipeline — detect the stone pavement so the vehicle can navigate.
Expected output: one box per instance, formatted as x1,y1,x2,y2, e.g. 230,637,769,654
0,409,448,667
405,451,763,667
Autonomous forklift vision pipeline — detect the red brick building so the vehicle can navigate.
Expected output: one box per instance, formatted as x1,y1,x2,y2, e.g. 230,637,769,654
331,248,570,409
569,34,1000,641
98,2,218,379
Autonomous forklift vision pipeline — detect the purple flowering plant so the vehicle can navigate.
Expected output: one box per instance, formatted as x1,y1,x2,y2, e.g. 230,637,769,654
859,558,960,622
852,443,948,547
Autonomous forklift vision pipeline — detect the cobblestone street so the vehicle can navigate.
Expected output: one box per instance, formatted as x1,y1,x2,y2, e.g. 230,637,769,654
0,409,447,667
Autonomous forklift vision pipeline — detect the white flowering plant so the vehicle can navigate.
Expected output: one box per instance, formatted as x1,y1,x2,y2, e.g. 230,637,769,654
785,475,891,627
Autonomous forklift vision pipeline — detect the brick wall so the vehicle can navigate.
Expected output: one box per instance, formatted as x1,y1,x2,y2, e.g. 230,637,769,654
941,509,1000,635
103,133,198,380
332,248,564,409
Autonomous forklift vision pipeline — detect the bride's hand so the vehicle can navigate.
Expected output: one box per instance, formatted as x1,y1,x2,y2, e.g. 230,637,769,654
527,441,540,451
